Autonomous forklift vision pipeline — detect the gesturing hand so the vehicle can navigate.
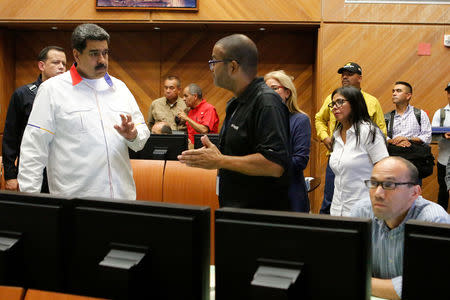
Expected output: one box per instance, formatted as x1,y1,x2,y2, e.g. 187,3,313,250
178,135,222,169
114,114,137,141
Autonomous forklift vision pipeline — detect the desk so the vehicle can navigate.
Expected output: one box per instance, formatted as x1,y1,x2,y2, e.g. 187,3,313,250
209,265,388,300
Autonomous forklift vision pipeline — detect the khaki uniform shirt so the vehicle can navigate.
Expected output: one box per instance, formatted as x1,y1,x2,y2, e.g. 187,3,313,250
147,97,187,131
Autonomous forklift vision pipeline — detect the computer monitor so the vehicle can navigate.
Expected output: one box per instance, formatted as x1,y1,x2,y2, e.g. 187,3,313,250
194,134,220,149
66,198,210,300
215,208,371,300
0,191,68,292
132,134,188,160
402,219,450,300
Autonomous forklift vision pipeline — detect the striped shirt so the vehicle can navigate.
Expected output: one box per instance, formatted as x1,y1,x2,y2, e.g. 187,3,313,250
390,105,432,144
350,196,450,297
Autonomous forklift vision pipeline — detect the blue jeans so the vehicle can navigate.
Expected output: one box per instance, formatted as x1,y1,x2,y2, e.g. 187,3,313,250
319,160,335,214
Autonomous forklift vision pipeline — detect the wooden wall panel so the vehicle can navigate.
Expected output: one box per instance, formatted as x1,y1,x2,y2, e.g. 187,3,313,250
311,23,449,212
323,0,449,24
0,0,149,21
152,0,321,22
0,29,15,139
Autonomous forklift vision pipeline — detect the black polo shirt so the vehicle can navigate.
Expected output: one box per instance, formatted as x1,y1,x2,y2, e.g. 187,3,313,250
218,77,290,210
2,75,42,180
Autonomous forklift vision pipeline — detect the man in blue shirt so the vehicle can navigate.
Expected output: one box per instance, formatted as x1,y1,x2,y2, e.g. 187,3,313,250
351,156,449,299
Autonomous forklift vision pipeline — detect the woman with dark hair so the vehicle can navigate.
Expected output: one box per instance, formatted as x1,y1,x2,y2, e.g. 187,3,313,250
329,86,388,216
265,70,311,212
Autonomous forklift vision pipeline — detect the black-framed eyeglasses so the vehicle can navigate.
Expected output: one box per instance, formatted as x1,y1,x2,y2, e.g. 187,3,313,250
364,180,417,190
328,98,347,109
208,59,235,71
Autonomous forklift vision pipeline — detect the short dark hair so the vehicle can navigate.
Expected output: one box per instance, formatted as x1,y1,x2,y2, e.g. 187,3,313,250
71,23,110,53
37,46,65,62
395,81,413,93
187,83,202,99
165,76,181,88
160,125,172,135
215,34,258,78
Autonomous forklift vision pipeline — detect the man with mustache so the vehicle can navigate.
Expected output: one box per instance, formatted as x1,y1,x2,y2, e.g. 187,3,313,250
18,23,150,200
350,156,449,299
2,46,66,192
315,62,386,214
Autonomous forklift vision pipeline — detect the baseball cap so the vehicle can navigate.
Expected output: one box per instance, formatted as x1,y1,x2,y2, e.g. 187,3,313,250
445,83,450,92
337,62,362,75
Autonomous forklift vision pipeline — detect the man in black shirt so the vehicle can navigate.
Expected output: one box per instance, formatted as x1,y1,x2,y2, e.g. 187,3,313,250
178,34,290,210
2,46,66,192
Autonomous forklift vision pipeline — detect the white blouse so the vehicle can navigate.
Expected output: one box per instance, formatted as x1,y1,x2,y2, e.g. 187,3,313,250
330,121,388,216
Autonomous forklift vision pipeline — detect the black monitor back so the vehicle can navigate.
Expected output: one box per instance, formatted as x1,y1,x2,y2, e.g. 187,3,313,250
215,208,371,300
0,191,67,292
131,133,188,160
402,219,450,300
66,198,210,300
194,134,220,149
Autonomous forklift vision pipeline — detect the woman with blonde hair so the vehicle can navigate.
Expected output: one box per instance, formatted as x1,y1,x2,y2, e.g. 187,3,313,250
264,70,311,212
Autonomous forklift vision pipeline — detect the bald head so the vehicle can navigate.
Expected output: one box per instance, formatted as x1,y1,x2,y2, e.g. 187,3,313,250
215,34,258,78
152,121,172,135
375,156,419,184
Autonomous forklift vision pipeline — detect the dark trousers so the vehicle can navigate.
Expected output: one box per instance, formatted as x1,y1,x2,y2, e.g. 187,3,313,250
319,160,335,214
437,162,449,211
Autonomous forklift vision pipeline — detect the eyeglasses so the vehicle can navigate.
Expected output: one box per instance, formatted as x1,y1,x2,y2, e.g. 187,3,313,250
89,49,110,58
364,180,417,190
269,85,285,91
328,98,347,108
208,59,237,71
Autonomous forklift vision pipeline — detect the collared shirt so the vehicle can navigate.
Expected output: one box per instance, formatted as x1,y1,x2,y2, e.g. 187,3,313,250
330,121,388,216
218,77,291,210
315,90,387,155
18,64,150,200
390,105,432,144
350,196,450,298
186,99,219,144
147,96,187,131
2,75,42,180
431,104,450,165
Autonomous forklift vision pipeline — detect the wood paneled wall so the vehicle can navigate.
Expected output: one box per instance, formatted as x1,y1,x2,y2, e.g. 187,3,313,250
0,30,14,133
0,0,320,22
323,0,449,24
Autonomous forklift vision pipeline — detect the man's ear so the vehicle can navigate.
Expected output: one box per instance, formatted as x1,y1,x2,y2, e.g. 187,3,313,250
38,61,45,72
73,49,80,63
229,60,239,74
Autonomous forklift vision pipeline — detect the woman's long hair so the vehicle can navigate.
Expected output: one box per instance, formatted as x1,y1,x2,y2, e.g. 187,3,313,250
331,86,380,148
264,70,307,116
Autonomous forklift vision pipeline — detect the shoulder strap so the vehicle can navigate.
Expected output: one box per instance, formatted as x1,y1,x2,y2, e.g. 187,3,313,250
27,84,38,95
440,108,446,127
413,107,421,126
387,110,395,139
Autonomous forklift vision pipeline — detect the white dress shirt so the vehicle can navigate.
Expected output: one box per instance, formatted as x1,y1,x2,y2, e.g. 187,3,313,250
431,104,450,165
330,121,389,216
18,66,150,200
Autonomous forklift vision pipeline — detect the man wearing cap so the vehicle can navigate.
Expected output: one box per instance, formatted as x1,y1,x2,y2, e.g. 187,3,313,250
315,62,386,214
431,82,450,211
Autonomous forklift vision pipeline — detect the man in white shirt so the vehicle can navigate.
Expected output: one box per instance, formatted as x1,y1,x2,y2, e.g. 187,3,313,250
18,23,150,200
431,82,450,210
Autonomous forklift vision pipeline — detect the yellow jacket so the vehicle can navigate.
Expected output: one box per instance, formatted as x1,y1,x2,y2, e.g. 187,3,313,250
315,90,387,147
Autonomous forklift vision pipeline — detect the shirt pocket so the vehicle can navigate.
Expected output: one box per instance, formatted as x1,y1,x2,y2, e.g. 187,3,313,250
106,101,133,125
60,105,96,135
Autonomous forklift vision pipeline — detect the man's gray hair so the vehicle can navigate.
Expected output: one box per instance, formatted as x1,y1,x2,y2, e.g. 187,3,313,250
71,23,110,53
188,83,202,99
